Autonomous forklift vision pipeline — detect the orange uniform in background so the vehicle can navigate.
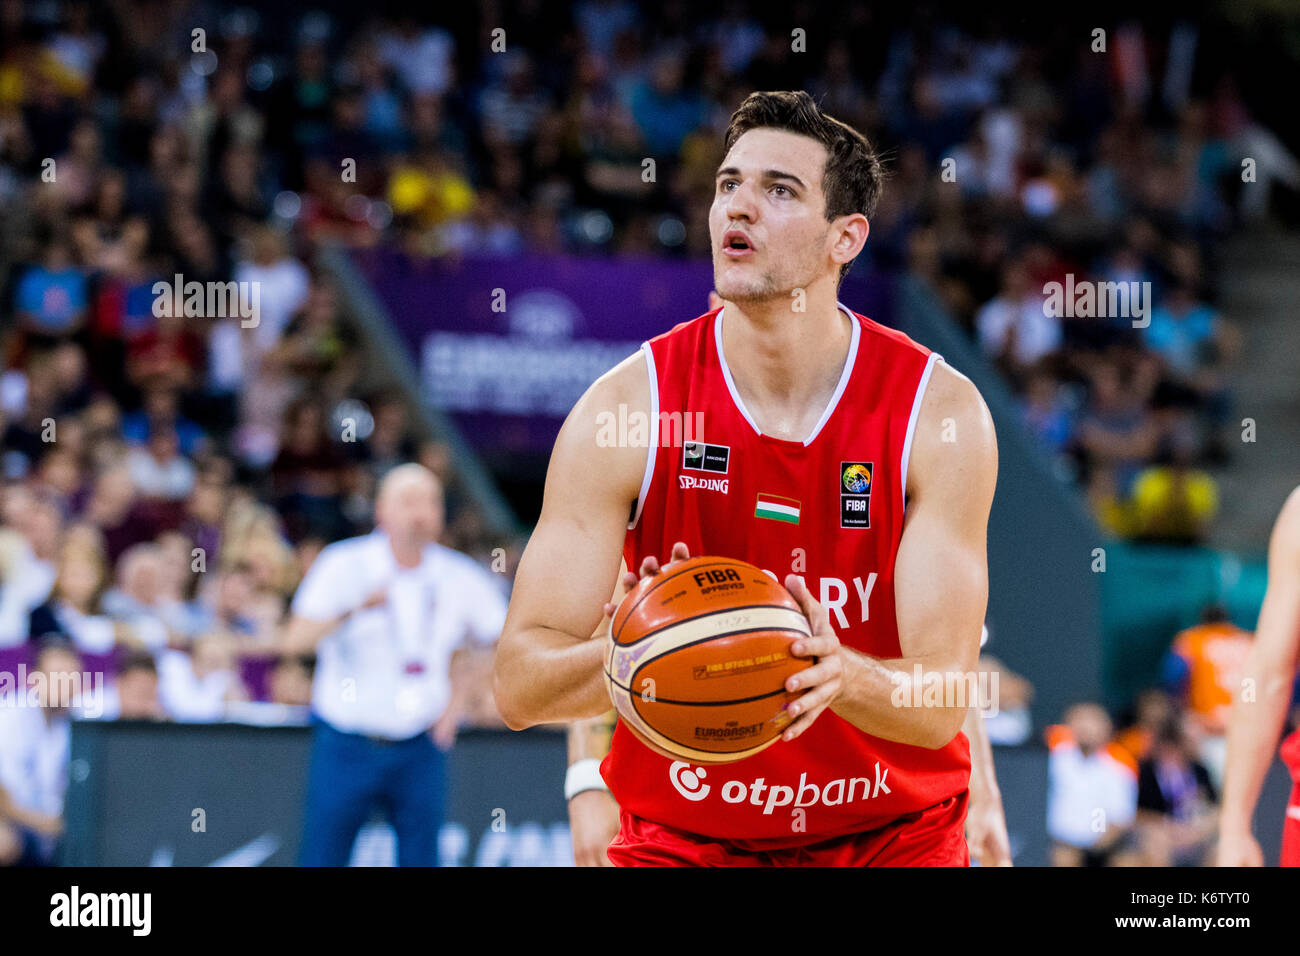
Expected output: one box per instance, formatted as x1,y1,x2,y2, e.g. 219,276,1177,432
1168,621,1252,735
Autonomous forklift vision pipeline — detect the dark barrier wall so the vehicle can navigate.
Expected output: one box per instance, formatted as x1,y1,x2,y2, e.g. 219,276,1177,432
63,721,570,867
62,720,1293,866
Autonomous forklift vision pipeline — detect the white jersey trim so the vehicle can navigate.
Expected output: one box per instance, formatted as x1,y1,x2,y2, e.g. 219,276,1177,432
628,342,658,530
901,351,942,508
714,302,860,445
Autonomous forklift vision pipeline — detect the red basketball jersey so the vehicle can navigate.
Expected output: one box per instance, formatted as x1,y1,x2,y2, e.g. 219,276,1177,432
600,303,972,844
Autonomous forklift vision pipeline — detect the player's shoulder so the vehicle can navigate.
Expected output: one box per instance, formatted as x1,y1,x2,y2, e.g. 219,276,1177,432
912,360,996,460
848,307,932,359
1273,486,1300,541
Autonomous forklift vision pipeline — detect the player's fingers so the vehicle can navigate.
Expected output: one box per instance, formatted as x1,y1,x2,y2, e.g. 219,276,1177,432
785,659,835,692
781,700,828,741
668,541,691,565
784,574,831,631
791,634,836,659
639,555,661,578
786,679,839,723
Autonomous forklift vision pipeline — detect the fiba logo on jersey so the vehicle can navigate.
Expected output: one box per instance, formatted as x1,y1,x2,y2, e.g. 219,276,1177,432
840,462,873,529
842,463,872,494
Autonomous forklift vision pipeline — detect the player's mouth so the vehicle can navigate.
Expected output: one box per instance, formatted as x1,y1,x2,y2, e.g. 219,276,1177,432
721,230,756,259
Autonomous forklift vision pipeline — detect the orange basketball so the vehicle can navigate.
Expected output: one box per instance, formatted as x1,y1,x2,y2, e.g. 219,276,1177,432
604,556,813,765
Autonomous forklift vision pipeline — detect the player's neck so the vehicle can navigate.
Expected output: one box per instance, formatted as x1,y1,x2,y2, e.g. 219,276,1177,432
720,296,852,438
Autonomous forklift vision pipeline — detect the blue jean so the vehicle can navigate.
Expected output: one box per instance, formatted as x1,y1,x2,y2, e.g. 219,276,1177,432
298,718,446,866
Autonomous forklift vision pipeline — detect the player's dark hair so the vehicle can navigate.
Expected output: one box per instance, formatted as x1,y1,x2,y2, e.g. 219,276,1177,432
723,91,885,283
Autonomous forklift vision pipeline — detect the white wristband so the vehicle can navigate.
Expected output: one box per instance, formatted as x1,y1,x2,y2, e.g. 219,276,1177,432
564,758,609,800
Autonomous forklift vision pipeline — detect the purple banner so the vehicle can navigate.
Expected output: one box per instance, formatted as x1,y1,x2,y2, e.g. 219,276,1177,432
354,249,894,459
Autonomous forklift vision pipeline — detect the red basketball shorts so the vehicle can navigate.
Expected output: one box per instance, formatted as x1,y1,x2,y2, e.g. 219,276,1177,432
606,790,970,866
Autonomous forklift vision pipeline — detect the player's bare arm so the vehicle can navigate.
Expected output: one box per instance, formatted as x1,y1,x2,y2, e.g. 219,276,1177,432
493,354,649,729
781,362,997,747
1218,486,1300,865
567,710,619,867
963,704,1012,866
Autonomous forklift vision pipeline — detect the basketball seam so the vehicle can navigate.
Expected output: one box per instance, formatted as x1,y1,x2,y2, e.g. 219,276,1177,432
614,603,805,647
614,558,751,641
609,674,793,708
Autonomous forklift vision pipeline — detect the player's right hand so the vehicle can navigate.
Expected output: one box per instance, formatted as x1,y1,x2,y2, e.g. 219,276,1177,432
1216,829,1264,866
602,542,691,617
569,788,620,866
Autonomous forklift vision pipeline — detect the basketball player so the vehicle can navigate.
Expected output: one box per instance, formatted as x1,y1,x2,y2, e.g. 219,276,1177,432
495,90,998,865
1218,487,1300,866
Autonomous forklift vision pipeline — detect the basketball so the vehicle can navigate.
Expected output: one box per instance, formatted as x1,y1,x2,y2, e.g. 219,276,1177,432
604,556,813,764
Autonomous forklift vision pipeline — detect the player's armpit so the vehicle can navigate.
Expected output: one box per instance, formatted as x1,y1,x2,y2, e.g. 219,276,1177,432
831,362,997,748
494,355,650,730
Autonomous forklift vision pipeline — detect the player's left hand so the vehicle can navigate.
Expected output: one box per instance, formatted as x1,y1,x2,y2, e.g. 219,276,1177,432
965,792,1013,866
780,574,845,741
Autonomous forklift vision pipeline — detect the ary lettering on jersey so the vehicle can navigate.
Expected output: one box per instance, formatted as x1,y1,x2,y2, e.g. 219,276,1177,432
753,567,879,631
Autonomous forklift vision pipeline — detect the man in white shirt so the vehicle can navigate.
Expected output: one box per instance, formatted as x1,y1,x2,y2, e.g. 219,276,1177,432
0,638,79,866
1046,702,1139,865
284,464,505,866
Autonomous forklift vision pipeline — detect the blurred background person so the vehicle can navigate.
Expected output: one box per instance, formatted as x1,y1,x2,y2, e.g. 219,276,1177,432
0,638,81,866
283,464,505,866
1046,703,1139,866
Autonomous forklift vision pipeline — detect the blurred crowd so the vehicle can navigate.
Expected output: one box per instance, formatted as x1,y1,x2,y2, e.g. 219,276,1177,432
1045,605,1300,866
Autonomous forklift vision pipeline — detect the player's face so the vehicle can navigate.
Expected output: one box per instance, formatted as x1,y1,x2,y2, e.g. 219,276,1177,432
710,128,832,304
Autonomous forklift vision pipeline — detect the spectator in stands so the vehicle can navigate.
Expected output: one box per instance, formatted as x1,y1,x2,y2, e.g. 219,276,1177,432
125,422,196,505
1046,703,1139,866
15,238,88,344
28,532,114,653
269,652,314,708
0,491,59,644
976,260,1060,380
0,638,79,866
157,631,248,722
1161,604,1252,790
1130,446,1219,544
270,398,349,543
1134,716,1219,865
100,543,172,651
111,651,165,720
1115,688,1178,764
82,462,152,563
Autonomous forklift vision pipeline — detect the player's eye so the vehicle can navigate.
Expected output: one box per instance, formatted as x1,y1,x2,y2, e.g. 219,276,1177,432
719,179,738,192
772,184,793,198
